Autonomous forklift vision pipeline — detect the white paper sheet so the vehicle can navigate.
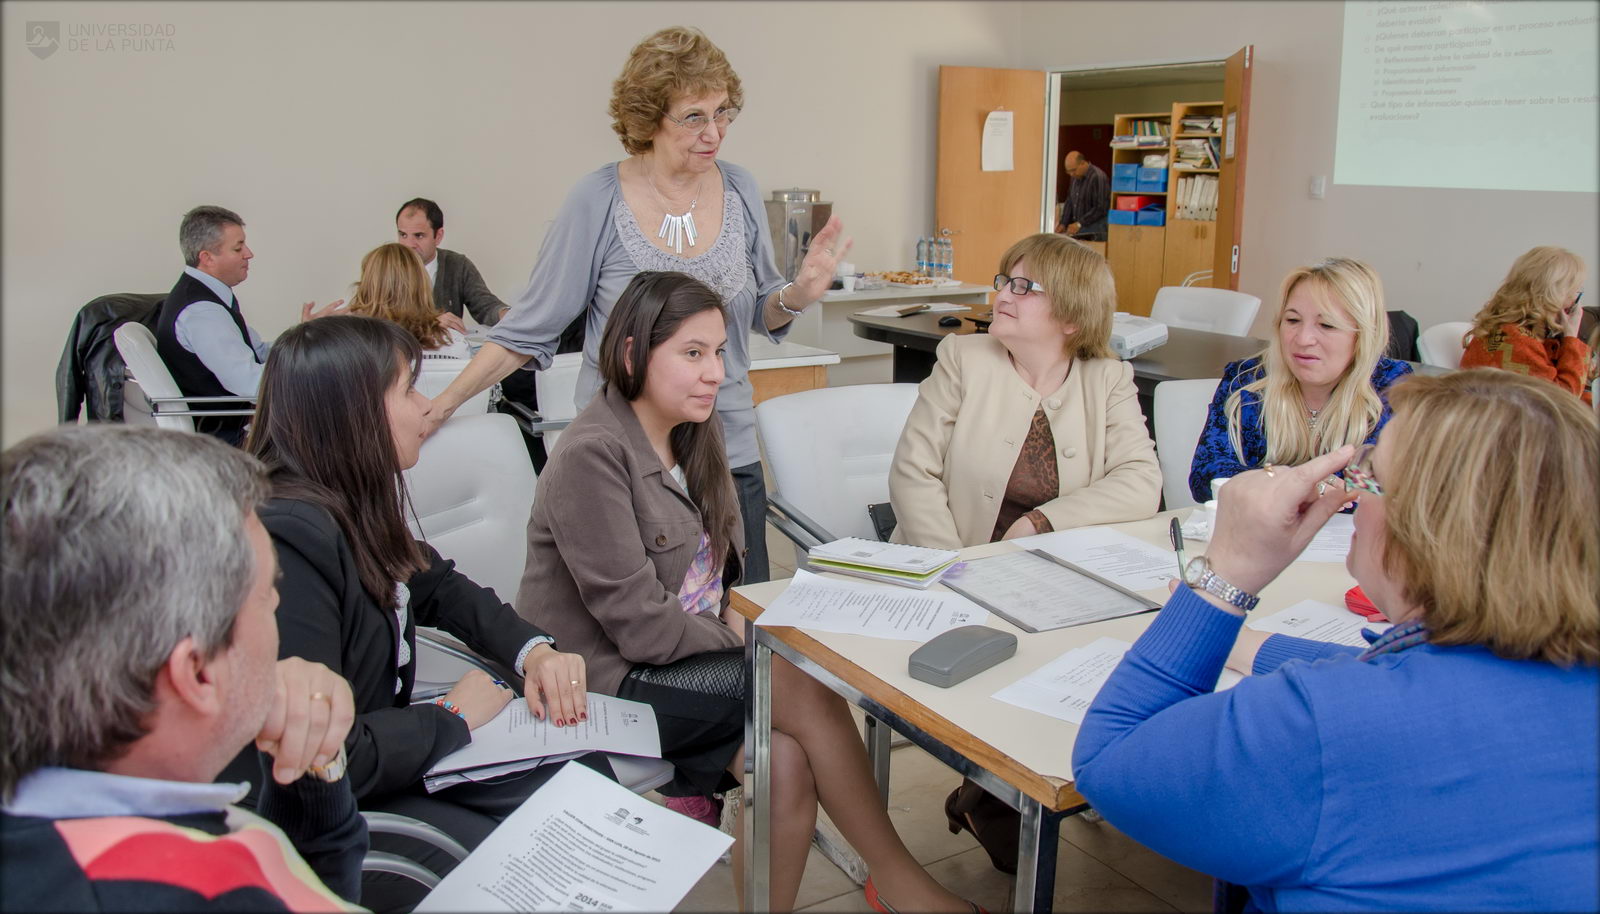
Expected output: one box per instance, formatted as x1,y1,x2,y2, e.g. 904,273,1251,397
992,636,1131,724
1247,599,1390,648
1013,527,1183,592
415,763,732,913
981,110,1014,171
755,569,987,640
940,551,1156,633
425,694,661,779
1299,513,1356,562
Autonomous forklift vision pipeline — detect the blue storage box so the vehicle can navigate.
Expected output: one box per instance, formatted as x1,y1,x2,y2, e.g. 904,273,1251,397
1136,167,1168,192
1135,206,1166,227
1111,163,1139,192
1107,210,1138,226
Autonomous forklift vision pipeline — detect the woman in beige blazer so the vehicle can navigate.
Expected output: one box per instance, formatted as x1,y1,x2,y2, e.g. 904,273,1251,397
890,233,1160,552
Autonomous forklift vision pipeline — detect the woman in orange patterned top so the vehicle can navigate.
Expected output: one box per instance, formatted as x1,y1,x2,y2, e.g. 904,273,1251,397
1461,246,1592,405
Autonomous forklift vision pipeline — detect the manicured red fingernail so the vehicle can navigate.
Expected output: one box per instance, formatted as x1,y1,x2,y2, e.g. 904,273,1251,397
579,714,587,722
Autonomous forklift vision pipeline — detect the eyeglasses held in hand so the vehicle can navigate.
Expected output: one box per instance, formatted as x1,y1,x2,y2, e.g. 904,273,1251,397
994,273,1044,295
1342,443,1382,497
663,107,741,133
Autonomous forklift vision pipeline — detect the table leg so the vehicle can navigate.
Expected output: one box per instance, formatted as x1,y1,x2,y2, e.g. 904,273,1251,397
864,716,892,807
1013,800,1060,913
744,626,774,913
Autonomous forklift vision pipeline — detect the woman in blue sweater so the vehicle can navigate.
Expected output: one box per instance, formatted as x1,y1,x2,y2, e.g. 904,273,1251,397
1076,369,1598,912
1188,258,1411,504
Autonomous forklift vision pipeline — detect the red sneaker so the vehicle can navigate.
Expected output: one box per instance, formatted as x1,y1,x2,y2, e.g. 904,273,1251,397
664,794,722,827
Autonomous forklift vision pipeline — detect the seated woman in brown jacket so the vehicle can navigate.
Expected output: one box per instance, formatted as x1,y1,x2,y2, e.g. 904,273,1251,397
1461,245,1593,405
517,272,976,914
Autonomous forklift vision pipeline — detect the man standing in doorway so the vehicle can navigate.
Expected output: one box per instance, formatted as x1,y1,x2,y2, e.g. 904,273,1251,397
1055,151,1109,242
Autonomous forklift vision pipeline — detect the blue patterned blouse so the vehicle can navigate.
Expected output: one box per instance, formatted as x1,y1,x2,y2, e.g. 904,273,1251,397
1187,356,1413,504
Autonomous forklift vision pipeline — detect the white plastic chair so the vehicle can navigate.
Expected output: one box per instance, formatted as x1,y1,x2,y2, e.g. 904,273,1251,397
402,411,674,795
1153,379,1222,510
1417,321,1472,369
534,352,584,454
113,323,255,432
1150,287,1263,337
414,356,490,416
755,383,921,566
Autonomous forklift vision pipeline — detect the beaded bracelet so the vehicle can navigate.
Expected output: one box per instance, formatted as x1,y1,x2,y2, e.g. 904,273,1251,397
433,697,467,721
775,282,804,317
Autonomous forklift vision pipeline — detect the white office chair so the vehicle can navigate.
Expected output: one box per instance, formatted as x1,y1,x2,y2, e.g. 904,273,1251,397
113,323,255,432
1150,286,1262,337
1152,379,1222,510
1417,321,1471,369
414,356,491,416
755,383,921,566
534,352,584,455
403,412,675,796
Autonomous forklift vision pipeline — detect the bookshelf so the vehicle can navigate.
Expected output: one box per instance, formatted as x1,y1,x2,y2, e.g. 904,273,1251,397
1105,101,1226,313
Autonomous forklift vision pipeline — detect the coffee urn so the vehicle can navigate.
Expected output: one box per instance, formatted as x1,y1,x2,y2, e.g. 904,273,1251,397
765,188,832,282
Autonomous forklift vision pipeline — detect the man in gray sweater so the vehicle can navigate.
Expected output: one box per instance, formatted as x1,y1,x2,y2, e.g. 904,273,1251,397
396,197,509,329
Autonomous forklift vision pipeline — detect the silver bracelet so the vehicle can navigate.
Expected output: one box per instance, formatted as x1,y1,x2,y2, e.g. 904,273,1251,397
774,282,804,317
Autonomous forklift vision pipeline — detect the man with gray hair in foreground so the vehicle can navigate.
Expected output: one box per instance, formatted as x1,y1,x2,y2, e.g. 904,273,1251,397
0,425,366,911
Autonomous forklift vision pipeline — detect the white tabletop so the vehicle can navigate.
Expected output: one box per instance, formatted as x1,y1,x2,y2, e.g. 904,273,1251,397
747,335,840,370
732,510,1358,789
820,282,992,304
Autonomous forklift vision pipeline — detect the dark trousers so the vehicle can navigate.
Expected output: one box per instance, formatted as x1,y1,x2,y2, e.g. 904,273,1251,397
731,461,769,584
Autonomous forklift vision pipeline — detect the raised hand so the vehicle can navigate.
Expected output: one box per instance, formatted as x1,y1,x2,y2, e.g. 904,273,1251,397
788,214,854,308
301,299,347,322
1205,446,1358,595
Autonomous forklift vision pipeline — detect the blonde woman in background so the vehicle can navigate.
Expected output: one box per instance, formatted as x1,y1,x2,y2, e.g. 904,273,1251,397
1460,245,1592,406
890,233,1160,551
347,242,472,359
1188,257,1412,504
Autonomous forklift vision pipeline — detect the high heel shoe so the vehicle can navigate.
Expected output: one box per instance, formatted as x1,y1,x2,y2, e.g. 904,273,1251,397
943,781,1019,875
863,876,988,914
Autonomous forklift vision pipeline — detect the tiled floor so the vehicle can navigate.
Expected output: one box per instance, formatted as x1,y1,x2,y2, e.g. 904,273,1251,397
678,526,1213,912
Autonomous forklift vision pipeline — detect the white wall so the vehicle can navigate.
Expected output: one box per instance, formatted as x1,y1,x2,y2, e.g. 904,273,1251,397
2,0,1023,445
1021,1,1599,340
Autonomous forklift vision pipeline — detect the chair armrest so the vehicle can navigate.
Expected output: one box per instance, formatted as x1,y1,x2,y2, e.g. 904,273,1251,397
362,811,470,863
361,850,442,888
414,628,521,693
765,493,835,553
498,399,573,436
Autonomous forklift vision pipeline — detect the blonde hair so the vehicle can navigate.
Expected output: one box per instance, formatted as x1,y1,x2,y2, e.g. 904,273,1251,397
347,243,449,350
1381,369,1598,666
1467,246,1587,344
609,27,744,156
997,234,1115,360
1226,258,1389,466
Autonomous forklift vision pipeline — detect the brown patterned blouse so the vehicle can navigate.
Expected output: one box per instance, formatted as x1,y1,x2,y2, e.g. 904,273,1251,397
991,407,1058,542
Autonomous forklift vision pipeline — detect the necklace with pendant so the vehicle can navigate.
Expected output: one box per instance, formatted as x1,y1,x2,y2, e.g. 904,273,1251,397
645,160,702,256
1306,404,1323,430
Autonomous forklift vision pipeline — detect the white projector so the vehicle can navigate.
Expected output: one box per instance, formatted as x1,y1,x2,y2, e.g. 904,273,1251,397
1110,313,1169,360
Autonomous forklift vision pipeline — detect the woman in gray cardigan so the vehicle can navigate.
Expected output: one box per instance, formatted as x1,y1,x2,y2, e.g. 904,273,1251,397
517,273,976,914
427,27,851,585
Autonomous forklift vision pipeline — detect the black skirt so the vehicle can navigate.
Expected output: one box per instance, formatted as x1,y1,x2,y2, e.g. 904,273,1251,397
617,647,745,798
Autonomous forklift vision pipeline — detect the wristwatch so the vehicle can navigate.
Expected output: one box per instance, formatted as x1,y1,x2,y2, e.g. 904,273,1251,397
1183,555,1260,613
306,746,348,783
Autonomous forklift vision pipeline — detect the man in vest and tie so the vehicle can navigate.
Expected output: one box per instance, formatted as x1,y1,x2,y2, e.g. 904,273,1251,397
154,206,340,445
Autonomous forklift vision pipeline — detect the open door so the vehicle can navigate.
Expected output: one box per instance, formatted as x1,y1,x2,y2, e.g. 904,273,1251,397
935,66,1047,287
1213,46,1253,290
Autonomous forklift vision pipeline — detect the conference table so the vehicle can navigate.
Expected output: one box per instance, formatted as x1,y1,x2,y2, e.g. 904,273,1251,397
733,509,1362,913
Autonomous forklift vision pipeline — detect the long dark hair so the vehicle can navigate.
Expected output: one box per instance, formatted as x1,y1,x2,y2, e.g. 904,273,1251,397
598,272,739,568
247,315,427,608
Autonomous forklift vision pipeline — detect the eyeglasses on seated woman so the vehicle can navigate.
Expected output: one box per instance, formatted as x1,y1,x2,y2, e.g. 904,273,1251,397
1075,368,1598,912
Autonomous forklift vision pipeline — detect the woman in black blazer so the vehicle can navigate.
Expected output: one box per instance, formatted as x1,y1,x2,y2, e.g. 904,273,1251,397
233,316,609,900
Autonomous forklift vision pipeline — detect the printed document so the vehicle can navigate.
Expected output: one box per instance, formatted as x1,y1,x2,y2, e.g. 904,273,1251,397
415,763,732,913
1013,527,1181,592
992,637,1132,724
1247,599,1390,648
426,694,661,778
981,110,1015,171
940,550,1157,633
756,569,987,640
1299,513,1356,562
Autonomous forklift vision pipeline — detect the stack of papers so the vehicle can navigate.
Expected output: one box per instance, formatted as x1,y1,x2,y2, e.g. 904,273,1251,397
416,763,731,913
992,636,1132,725
806,537,959,589
756,569,987,641
423,694,661,793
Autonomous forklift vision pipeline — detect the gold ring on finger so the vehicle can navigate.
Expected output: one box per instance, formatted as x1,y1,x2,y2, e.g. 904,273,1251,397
570,680,580,687
310,692,329,702
1262,464,1276,478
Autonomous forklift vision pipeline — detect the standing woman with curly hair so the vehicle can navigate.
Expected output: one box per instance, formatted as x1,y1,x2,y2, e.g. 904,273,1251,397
426,26,852,586
1461,245,1593,405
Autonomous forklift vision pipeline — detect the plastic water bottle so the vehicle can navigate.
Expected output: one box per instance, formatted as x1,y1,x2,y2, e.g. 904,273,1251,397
915,237,928,276
945,237,955,279
937,238,952,278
